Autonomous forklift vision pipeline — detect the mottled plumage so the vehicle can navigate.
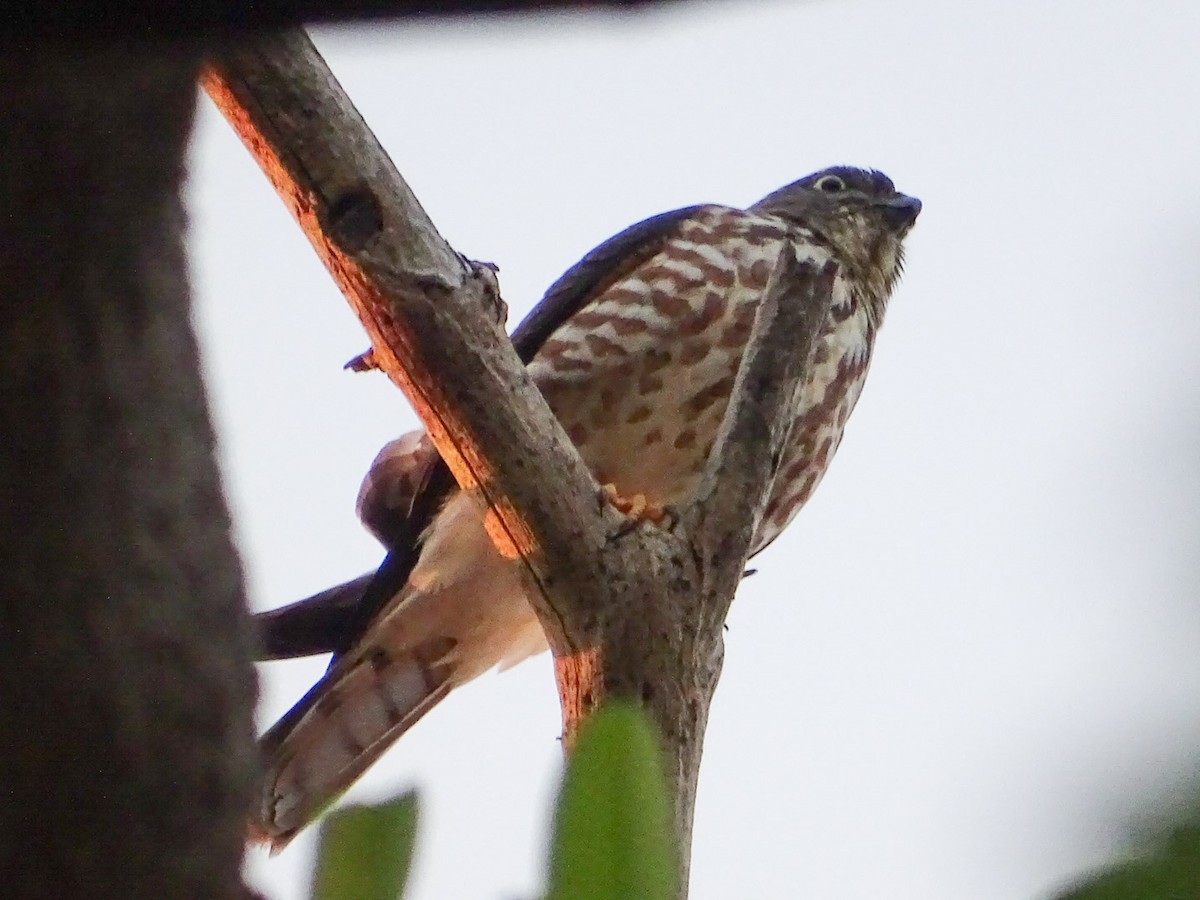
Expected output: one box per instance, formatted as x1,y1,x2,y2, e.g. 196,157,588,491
252,166,920,848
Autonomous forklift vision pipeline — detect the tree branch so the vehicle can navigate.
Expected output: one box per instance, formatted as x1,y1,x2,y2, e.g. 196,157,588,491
205,31,832,897
687,252,838,632
204,30,627,656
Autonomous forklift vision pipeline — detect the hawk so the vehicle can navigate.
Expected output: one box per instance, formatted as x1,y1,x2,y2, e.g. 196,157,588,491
252,166,920,847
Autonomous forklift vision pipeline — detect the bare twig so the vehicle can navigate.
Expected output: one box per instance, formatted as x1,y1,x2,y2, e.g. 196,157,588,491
204,31,831,897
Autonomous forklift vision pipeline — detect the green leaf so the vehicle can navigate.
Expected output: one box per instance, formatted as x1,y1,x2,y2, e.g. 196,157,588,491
310,790,419,900
1055,819,1200,900
546,702,676,900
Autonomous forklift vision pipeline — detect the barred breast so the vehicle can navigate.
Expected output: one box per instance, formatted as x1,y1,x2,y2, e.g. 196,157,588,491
528,205,874,556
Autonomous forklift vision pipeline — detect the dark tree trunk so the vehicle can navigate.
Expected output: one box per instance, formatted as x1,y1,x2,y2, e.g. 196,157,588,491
0,42,258,898
4,0,673,40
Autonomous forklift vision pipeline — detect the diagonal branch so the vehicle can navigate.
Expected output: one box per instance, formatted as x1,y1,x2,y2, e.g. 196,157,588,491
687,251,838,631
204,30,833,898
204,30,627,654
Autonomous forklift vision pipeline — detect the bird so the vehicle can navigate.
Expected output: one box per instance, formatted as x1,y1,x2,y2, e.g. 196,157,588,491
250,166,921,848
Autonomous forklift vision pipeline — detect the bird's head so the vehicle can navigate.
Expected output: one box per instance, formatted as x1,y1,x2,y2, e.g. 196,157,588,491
752,166,920,305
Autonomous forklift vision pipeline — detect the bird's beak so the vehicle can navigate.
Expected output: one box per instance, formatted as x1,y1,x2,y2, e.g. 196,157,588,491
878,194,922,232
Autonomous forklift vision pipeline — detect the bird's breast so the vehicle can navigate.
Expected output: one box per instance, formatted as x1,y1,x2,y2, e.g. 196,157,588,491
530,211,790,505
753,300,875,552
529,210,876,524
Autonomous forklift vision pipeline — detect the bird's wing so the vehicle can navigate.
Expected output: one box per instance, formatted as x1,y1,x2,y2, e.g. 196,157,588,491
509,205,711,360
253,574,377,661
251,205,712,662
252,432,445,661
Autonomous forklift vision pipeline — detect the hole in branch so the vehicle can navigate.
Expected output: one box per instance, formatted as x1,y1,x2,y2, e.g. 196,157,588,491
324,184,383,252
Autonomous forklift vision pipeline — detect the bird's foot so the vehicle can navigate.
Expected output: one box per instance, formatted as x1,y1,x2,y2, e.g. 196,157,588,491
600,483,677,537
601,483,666,522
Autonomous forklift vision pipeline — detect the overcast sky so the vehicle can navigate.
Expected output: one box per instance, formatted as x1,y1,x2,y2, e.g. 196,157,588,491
187,0,1200,897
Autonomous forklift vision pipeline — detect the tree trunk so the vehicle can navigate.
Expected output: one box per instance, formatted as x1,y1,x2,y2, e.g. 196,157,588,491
0,42,258,899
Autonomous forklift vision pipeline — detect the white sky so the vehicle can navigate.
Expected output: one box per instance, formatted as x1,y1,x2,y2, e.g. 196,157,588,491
186,0,1200,897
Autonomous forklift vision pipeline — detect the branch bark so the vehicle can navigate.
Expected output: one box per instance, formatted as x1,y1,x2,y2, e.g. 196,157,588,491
206,31,831,896
204,30,627,657
0,43,258,898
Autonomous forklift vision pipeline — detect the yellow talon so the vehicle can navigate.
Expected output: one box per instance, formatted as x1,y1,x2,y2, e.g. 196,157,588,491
601,483,668,524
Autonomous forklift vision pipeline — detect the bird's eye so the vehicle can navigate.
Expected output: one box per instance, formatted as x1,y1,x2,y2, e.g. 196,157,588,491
814,174,847,193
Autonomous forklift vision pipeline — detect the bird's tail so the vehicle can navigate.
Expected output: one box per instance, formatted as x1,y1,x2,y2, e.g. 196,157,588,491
249,633,458,852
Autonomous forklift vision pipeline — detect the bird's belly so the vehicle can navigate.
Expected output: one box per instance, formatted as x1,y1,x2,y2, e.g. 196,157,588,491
401,491,547,680
538,340,746,506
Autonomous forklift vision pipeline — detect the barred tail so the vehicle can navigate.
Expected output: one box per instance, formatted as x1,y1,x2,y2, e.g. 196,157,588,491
251,634,457,851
